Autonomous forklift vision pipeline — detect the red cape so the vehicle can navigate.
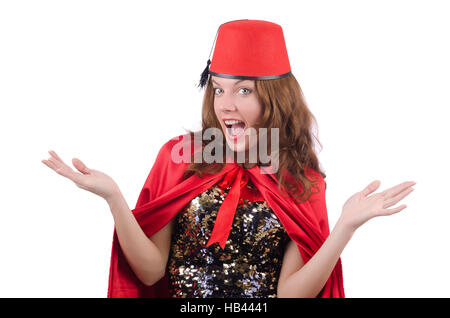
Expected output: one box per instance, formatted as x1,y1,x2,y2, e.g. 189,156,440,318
107,134,345,298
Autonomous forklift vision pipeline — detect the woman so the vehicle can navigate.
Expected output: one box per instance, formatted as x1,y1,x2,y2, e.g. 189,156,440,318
41,19,415,298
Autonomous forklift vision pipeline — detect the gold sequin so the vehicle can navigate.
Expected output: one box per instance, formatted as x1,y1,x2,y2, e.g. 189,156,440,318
167,179,291,298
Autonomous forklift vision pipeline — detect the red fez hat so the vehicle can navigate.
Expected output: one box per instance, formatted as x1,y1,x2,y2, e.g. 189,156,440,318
198,19,292,88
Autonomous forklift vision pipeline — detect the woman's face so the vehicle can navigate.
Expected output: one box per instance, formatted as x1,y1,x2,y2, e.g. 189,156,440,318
212,75,262,154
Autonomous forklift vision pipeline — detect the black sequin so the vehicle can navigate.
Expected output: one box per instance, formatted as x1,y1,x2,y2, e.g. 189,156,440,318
167,179,291,298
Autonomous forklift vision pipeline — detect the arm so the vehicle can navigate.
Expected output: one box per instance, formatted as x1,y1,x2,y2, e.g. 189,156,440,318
41,149,173,286
277,179,416,298
107,191,173,286
277,218,353,298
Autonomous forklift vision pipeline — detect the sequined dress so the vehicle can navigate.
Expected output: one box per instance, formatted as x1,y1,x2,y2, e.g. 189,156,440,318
167,179,291,298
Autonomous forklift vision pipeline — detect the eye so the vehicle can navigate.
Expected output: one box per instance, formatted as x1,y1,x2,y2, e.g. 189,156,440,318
239,88,252,95
213,87,252,95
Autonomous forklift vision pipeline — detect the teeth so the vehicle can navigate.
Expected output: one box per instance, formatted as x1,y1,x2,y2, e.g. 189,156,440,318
224,119,244,125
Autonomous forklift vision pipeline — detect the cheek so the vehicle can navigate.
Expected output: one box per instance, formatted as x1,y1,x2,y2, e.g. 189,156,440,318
243,102,263,126
213,104,220,120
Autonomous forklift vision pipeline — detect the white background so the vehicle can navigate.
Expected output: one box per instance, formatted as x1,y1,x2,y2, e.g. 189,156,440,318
1,0,449,297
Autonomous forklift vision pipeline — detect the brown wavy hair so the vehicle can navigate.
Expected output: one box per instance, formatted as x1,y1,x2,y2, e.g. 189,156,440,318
182,73,326,204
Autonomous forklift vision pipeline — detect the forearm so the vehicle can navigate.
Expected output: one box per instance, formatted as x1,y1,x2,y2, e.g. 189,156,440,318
278,217,354,298
107,192,164,286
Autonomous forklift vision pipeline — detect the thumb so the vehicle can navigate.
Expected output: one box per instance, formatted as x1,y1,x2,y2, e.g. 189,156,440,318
72,158,91,175
361,180,381,197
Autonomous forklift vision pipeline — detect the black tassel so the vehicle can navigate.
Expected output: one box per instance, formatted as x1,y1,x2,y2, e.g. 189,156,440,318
198,59,211,89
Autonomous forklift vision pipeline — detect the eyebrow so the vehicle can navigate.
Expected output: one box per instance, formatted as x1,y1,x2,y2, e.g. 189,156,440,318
211,79,252,86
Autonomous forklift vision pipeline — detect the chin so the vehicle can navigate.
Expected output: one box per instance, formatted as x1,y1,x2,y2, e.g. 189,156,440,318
225,134,258,155
225,138,248,153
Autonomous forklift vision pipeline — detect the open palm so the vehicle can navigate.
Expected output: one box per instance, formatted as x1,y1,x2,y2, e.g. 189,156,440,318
340,180,416,232
42,150,121,201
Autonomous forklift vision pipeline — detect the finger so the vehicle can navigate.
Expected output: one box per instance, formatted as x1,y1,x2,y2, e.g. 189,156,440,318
383,187,415,209
42,159,58,171
381,181,416,198
47,156,61,168
47,156,79,180
379,204,407,216
361,180,381,197
48,154,71,171
48,150,64,163
72,158,91,175
44,155,86,187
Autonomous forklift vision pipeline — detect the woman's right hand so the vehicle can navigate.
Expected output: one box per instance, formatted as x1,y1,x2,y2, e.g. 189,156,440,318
42,150,121,202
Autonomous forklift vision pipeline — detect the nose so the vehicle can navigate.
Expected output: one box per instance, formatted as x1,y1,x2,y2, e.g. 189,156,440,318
215,88,237,111
218,95,238,112
219,103,237,112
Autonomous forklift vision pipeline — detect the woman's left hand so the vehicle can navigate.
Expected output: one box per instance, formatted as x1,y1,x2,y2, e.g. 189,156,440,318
338,180,416,233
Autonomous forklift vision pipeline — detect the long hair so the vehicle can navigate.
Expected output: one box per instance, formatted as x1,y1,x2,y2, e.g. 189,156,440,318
182,73,326,204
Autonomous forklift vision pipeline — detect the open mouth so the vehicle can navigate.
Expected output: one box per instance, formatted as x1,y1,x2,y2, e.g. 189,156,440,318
223,119,247,140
